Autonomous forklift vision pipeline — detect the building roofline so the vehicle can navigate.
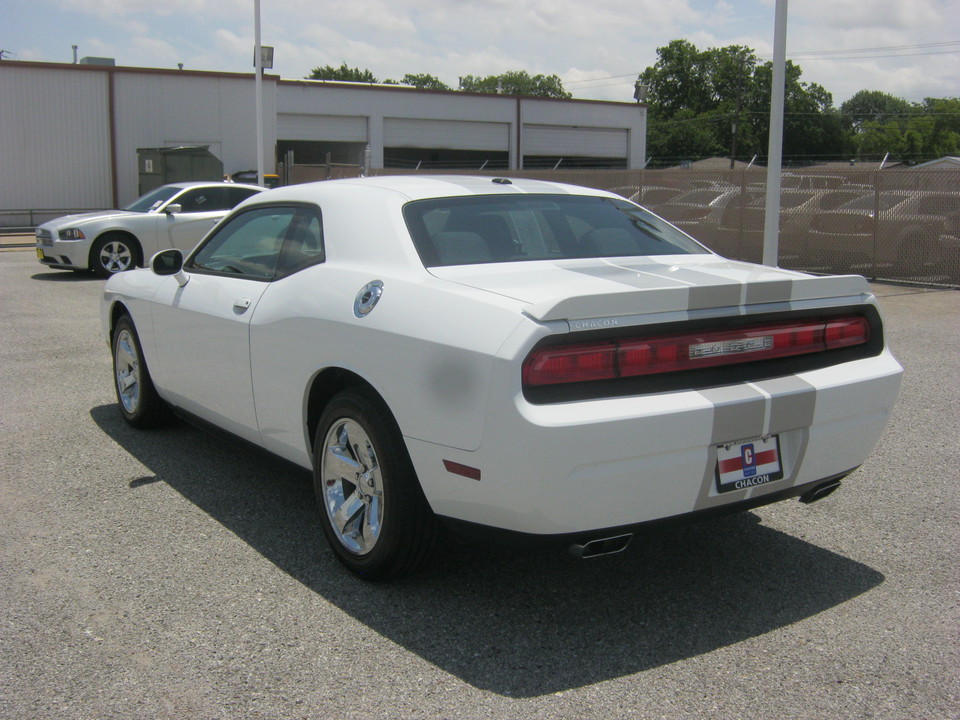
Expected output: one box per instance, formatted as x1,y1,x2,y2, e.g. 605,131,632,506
0,59,280,82
3,59,646,107
278,76,645,107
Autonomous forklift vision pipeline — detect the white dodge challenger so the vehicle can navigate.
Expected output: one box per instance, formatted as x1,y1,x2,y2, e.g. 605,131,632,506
101,175,903,579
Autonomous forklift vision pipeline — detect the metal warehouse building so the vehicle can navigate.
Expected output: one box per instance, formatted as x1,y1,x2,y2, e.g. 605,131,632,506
0,61,647,216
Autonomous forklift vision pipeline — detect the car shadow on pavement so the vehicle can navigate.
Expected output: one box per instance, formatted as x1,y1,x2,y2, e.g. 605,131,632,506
31,271,101,282
91,404,884,699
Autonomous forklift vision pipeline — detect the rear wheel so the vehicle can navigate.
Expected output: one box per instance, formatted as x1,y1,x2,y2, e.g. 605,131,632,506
313,387,438,580
112,315,170,428
91,233,140,277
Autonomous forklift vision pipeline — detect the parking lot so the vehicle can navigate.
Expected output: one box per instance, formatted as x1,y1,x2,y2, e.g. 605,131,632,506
0,247,957,719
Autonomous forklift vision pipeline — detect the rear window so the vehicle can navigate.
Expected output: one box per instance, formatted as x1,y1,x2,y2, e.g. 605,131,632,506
403,194,709,267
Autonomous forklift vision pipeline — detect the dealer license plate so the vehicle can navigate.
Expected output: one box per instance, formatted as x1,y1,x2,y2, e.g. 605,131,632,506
715,435,783,493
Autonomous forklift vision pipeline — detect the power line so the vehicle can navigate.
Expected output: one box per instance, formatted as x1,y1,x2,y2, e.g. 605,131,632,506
569,40,960,92
782,40,960,58
565,73,637,87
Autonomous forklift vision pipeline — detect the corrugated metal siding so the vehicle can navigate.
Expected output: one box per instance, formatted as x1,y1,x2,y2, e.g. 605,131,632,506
523,124,628,157
384,118,509,151
278,113,367,142
112,73,271,205
0,66,113,210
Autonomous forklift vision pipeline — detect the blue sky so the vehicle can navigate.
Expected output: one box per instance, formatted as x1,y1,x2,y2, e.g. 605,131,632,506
3,0,958,104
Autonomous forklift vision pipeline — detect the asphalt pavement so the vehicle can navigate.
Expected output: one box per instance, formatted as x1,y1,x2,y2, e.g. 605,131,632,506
0,248,957,719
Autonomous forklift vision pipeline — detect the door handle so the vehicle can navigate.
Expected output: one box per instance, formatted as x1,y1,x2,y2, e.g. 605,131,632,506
233,297,252,312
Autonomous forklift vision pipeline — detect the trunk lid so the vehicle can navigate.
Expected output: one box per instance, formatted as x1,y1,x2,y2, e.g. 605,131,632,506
428,255,871,323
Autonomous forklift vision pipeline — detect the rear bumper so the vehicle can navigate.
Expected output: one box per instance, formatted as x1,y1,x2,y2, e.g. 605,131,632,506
438,470,857,550
407,350,902,536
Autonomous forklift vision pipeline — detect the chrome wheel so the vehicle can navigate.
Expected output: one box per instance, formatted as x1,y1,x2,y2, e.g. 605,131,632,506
320,419,384,555
313,388,438,579
92,234,139,277
111,315,169,428
99,240,134,274
114,327,141,414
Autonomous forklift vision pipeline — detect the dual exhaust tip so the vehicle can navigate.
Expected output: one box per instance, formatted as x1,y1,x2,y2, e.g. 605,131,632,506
569,480,842,559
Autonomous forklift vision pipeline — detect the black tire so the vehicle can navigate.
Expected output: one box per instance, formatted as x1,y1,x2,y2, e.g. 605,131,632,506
91,233,140,277
313,387,438,580
111,315,170,428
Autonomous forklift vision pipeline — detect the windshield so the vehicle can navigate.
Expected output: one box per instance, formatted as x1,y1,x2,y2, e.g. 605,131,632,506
404,194,709,268
123,186,180,213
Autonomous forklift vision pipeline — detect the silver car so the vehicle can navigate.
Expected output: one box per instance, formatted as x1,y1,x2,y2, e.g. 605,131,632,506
35,182,265,277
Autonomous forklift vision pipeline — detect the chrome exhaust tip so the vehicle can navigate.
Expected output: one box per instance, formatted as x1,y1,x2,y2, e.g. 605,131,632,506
799,479,842,504
570,533,633,559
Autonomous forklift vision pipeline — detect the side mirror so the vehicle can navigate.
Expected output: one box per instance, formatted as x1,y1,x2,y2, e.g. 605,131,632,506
164,203,182,215
150,248,189,287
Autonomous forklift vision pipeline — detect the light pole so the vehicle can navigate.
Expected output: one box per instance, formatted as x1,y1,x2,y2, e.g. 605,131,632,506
254,0,264,186
762,0,788,267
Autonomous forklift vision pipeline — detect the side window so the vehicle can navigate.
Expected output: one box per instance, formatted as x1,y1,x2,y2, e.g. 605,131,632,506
225,186,263,208
276,208,324,278
188,207,296,279
175,188,218,213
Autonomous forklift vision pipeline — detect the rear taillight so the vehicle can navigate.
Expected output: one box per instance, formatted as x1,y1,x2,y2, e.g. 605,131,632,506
522,316,870,387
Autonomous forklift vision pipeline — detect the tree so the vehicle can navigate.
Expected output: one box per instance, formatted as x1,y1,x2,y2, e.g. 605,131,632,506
395,73,450,91
841,93,959,162
307,63,378,82
641,40,852,164
916,97,960,157
840,90,913,132
749,61,851,162
459,70,571,98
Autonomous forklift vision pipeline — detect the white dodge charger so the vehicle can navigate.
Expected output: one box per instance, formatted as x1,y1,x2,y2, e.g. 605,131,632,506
101,175,903,579
37,182,264,277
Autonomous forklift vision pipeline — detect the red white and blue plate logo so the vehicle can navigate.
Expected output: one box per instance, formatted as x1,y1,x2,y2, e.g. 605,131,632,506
715,435,784,493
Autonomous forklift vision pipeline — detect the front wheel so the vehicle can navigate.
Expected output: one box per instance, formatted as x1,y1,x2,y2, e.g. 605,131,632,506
112,315,170,428
313,388,438,580
91,234,140,277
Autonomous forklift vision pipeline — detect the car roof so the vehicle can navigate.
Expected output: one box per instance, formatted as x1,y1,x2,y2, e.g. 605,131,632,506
162,181,265,192
255,174,620,204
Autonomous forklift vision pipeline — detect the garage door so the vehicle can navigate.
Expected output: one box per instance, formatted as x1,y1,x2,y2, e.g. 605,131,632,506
523,124,628,158
277,113,367,143
384,118,509,151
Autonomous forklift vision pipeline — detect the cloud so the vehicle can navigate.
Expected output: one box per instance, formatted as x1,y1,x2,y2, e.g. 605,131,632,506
15,0,958,105
793,0,943,31
56,0,236,18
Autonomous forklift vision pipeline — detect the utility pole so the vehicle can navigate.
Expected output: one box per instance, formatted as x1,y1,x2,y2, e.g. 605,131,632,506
729,55,746,170
762,0,788,267
729,93,743,169
254,0,264,187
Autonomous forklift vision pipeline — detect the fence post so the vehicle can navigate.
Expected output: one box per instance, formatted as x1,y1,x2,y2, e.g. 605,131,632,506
736,168,748,259
871,170,880,280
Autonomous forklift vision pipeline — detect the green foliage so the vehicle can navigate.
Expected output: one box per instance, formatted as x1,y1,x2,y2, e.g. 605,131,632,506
399,73,452,91
842,94,960,162
840,90,913,131
307,63,379,82
306,65,565,97
301,51,958,164
642,40,853,164
459,70,571,98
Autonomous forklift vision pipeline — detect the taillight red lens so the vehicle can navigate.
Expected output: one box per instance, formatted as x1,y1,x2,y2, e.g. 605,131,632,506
825,316,870,348
522,316,871,387
521,342,616,386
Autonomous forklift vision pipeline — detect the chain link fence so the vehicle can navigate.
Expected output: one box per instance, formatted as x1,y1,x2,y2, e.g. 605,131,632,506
367,166,960,287
14,164,954,286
